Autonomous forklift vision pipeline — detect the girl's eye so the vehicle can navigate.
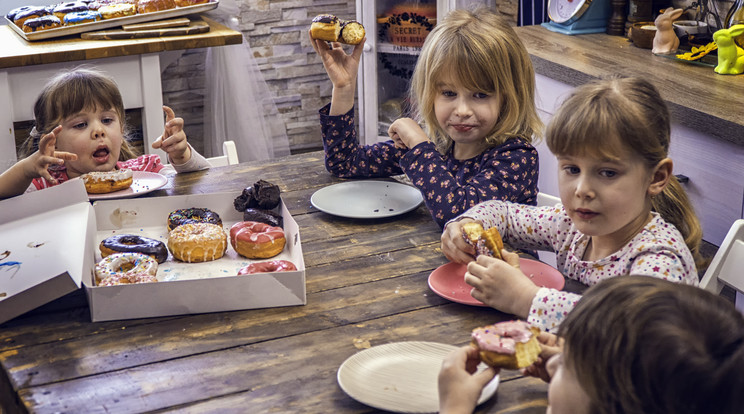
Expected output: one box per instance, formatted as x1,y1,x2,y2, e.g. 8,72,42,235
474,92,489,99
73,122,87,129
563,165,580,175
102,117,115,125
441,90,456,97
600,170,617,178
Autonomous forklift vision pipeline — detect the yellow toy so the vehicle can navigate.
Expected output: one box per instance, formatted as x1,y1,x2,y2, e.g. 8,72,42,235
713,24,744,75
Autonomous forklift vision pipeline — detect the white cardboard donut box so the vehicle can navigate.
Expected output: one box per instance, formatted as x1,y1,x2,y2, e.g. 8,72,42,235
0,179,306,324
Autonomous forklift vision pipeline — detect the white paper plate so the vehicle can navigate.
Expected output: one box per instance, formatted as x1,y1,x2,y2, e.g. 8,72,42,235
88,171,167,200
311,181,423,219
337,341,499,413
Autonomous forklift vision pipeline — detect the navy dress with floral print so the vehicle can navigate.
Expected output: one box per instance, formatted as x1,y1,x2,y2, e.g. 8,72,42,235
320,104,540,228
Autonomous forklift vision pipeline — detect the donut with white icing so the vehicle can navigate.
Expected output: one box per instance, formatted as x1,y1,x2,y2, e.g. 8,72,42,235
168,223,227,263
94,252,158,285
230,221,286,259
81,168,133,194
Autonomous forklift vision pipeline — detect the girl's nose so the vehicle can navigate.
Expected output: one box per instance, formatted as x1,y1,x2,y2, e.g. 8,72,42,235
574,175,595,199
453,98,473,117
91,121,105,139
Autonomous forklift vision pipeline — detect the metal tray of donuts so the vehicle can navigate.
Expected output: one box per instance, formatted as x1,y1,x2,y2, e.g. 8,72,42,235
5,0,218,42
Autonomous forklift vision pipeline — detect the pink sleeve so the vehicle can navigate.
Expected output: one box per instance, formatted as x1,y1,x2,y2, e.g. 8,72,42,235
117,155,165,173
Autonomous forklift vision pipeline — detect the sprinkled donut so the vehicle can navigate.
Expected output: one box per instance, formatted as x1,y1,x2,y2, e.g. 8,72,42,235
100,234,168,263
168,223,227,263
167,208,222,231
230,221,286,259
98,273,158,286
81,169,133,194
95,252,158,284
238,260,297,275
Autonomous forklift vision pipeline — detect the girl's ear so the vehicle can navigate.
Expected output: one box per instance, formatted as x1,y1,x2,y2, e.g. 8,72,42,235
648,158,673,197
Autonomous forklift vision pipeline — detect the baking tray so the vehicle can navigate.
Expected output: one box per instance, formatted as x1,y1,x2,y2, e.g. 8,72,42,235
5,0,218,41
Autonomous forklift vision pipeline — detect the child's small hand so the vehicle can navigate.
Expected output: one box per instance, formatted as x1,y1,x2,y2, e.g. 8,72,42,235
152,106,191,165
441,219,478,264
522,333,563,383
387,118,429,150
309,31,365,90
25,126,77,184
438,345,498,414
464,250,541,317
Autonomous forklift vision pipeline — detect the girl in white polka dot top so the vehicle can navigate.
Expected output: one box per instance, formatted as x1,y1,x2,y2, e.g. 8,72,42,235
441,76,705,333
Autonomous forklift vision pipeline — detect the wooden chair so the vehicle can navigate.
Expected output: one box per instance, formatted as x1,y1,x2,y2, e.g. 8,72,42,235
206,141,239,167
537,192,561,268
699,219,744,313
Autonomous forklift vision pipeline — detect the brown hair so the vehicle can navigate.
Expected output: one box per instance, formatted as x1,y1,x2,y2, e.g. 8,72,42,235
19,66,138,160
408,7,542,154
545,76,704,269
560,276,744,414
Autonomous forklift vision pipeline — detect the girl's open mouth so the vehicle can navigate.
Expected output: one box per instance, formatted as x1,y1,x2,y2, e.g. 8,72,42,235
92,147,110,163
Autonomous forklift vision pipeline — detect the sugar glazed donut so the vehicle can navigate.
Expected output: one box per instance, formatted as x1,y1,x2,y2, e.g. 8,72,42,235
81,169,133,194
98,273,158,286
167,208,222,231
100,234,168,263
230,221,286,259
168,223,227,263
95,252,158,285
238,260,297,275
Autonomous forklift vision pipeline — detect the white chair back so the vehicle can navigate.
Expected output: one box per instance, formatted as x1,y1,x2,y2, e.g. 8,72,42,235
699,220,744,313
206,141,239,167
537,192,561,268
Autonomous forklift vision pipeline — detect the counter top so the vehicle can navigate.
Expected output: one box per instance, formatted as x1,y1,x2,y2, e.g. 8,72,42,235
0,16,242,69
515,25,744,146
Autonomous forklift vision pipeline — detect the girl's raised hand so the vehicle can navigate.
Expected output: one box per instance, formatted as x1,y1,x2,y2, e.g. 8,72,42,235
26,126,77,183
388,118,429,149
441,219,478,264
464,249,540,317
309,32,365,90
438,345,498,414
152,106,191,165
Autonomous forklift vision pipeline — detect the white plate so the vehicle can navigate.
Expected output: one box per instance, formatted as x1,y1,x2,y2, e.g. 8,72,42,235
337,341,499,413
311,181,423,219
88,171,167,200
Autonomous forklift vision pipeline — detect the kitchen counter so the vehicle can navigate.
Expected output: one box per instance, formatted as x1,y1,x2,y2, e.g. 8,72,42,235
514,25,744,146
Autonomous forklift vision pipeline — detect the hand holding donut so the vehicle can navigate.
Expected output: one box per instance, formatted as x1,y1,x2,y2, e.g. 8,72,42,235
388,118,430,150
152,106,191,165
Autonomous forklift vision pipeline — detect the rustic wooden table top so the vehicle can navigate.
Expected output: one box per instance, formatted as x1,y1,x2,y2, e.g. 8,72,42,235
0,151,549,413
0,16,242,69
514,25,744,146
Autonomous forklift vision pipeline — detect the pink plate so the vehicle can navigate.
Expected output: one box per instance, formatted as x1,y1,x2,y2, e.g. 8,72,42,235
428,258,566,306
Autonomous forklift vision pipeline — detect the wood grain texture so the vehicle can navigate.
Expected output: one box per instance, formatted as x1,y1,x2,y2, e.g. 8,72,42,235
515,25,744,146
0,152,551,413
80,21,209,40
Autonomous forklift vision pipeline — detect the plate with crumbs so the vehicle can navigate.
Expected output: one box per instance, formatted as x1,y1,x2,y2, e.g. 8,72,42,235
87,171,168,200
337,341,499,413
310,180,423,219
428,259,565,306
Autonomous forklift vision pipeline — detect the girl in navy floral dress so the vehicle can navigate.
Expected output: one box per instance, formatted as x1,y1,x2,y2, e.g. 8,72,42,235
309,8,542,228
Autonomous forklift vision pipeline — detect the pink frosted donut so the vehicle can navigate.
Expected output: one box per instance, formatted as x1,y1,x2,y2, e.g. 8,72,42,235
238,260,297,275
229,221,286,259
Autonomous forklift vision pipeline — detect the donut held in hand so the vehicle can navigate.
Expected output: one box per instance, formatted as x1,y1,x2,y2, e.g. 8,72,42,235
168,223,227,263
82,169,133,194
100,234,168,263
310,14,365,45
238,260,297,275
95,252,158,284
230,221,286,259
471,320,541,370
462,222,504,259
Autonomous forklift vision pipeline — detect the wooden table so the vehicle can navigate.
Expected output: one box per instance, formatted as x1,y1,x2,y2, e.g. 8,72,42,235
0,16,242,172
0,151,549,413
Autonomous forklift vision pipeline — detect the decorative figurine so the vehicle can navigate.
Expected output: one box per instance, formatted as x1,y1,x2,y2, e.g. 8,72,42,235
713,24,744,75
653,8,684,55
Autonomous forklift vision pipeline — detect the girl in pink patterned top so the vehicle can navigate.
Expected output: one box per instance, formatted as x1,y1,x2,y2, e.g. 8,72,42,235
0,67,210,199
441,76,705,333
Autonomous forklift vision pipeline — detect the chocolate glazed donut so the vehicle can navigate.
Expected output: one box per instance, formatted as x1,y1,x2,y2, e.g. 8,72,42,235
167,208,222,231
100,234,168,263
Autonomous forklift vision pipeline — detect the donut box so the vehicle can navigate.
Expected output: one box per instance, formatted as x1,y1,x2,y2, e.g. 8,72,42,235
0,178,306,324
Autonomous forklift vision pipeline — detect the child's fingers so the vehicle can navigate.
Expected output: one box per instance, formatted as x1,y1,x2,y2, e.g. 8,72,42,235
38,126,61,154
53,151,77,161
162,105,176,122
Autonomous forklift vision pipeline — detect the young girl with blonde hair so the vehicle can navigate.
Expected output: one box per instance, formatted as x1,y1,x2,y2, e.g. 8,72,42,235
0,67,210,198
441,76,704,332
311,7,542,227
